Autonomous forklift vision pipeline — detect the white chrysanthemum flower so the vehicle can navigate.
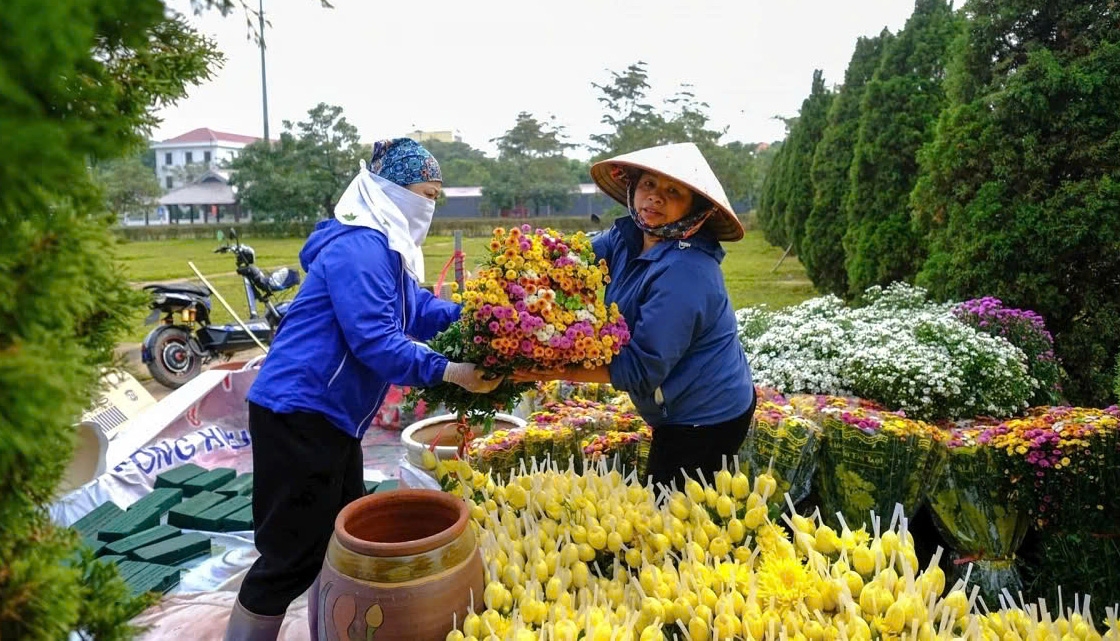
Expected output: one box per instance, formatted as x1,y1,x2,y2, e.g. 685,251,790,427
736,282,1035,419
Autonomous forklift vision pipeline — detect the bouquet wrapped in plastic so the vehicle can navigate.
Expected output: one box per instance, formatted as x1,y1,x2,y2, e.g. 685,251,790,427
786,393,888,424
547,424,581,471
522,424,556,466
927,428,1030,606
523,398,650,471
980,405,1120,621
754,386,790,405
467,429,525,480
737,401,821,505
815,407,941,529
985,405,1120,533
581,427,652,478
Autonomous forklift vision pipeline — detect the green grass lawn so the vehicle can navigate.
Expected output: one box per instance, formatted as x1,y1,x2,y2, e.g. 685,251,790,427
116,230,813,344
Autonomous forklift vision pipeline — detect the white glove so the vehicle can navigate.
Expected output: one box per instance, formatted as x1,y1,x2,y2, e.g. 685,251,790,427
442,362,503,394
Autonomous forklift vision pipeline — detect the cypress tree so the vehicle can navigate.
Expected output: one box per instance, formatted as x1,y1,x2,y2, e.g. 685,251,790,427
843,0,962,295
757,120,794,247
913,0,1120,406
802,31,892,296
780,70,834,257
0,1,219,637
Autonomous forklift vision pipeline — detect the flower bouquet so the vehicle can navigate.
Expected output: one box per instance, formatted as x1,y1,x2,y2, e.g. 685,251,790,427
814,407,941,529
927,428,1030,606
408,225,630,450
986,406,1120,533
786,393,888,424
755,386,790,405
523,380,622,411
522,424,557,466
467,428,526,480
581,426,652,477
524,398,649,472
529,398,645,436
546,424,580,471
988,405,1120,624
522,404,594,473
737,401,821,505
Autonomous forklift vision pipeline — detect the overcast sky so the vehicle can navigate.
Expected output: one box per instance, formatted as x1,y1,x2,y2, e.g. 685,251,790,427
154,0,916,159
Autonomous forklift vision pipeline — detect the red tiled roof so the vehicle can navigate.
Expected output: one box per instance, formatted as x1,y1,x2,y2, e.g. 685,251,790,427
161,127,261,145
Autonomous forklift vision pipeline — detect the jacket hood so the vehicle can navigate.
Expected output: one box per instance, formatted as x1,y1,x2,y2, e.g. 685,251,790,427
299,219,367,272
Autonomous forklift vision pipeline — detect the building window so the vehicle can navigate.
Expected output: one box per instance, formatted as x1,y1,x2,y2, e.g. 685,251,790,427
165,152,172,165
185,151,193,164
204,150,211,163
166,176,173,189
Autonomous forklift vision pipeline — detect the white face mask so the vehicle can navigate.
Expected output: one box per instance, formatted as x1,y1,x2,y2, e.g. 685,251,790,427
382,181,436,249
334,162,438,282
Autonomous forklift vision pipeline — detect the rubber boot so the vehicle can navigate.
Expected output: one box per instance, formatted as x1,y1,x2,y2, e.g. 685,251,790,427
223,598,285,641
307,576,321,641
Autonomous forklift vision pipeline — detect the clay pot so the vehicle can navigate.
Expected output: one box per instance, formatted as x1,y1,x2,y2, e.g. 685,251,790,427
314,489,484,641
401,413,526,468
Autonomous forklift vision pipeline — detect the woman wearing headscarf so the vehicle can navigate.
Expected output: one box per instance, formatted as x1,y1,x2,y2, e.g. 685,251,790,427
224,139,498,640
514,142,756,493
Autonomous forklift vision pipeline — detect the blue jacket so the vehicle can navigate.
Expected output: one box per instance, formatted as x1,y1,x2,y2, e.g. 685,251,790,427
593,217,754,428
247,220,460,438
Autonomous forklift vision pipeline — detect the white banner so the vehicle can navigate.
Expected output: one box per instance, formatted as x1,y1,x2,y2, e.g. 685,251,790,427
51,368,258,527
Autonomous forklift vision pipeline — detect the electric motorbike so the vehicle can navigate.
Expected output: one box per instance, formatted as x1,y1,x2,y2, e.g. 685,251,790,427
141,229,300,389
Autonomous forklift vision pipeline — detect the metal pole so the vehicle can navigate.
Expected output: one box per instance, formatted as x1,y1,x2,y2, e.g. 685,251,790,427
453,230,464,293
771,243,794,274
258,0,270,141
188,261,270,354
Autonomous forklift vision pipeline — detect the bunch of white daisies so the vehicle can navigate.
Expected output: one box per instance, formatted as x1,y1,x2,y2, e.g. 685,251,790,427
737,283,1036,420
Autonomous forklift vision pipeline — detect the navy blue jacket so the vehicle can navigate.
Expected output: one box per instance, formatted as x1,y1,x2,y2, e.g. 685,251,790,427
593,217,754,427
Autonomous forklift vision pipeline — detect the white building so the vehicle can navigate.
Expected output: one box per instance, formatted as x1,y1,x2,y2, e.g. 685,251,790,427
402,129,463,144
150,128,262,191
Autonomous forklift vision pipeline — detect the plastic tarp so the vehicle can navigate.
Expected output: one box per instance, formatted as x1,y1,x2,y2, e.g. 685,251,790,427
51,365,393,641
398,457,441,491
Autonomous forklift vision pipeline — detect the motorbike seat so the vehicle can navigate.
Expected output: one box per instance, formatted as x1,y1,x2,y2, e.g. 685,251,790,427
143,282,211,297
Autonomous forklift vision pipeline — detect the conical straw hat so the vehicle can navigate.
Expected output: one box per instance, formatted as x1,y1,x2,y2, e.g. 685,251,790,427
590,142,744,242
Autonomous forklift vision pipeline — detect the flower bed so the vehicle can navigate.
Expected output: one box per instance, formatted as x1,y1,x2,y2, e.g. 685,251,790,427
737,283,1041,421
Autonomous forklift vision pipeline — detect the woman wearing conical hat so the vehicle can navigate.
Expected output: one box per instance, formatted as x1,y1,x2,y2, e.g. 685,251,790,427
514,142,757,491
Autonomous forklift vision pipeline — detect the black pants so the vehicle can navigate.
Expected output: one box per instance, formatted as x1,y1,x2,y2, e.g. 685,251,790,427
643,395,757,494
238,402,365,616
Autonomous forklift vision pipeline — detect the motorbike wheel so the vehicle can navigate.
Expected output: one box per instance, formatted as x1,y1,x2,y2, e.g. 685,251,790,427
147,326,202,389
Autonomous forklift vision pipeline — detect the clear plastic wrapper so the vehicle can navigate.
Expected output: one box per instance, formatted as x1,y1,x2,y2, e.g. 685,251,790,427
738,402,821,505
815,408,938,530
928,433,1029,606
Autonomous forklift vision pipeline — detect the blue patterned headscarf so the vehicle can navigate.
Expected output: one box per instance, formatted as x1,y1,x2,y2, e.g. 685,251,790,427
368,138,442,186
